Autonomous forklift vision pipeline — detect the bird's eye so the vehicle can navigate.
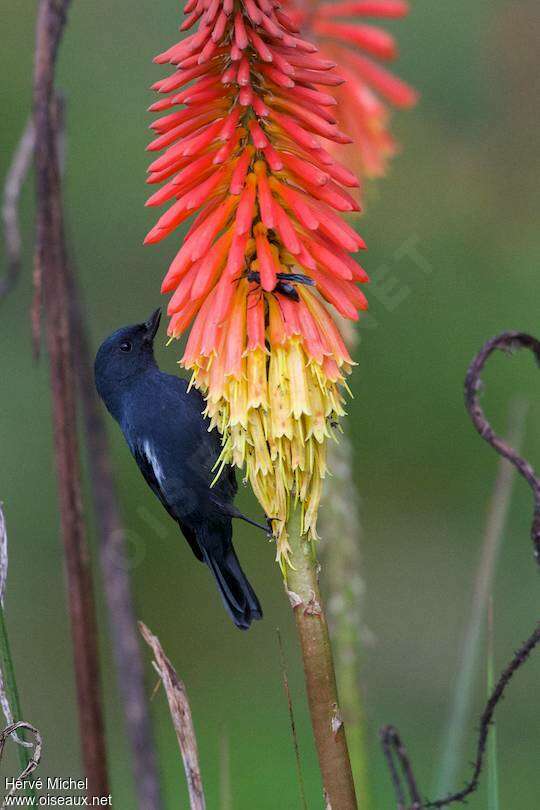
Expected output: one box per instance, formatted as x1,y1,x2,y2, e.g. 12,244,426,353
119,340,132,353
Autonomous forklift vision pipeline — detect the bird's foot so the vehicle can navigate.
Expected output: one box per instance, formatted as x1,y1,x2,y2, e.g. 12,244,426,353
265,516,280,538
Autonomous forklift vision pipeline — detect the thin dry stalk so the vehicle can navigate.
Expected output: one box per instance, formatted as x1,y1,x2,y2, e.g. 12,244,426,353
1,119,35,302
139,622,205,810
33,0,108,795
277,628,308,810
68,272,161,809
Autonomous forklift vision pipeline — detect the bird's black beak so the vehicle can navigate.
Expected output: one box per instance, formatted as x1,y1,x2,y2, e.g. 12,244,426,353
143,308,162,343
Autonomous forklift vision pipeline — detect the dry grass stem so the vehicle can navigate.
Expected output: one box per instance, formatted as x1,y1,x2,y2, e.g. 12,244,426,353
139,622,205,810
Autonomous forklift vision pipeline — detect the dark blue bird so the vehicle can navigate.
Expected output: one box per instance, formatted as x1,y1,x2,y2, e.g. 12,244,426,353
94,308,263,630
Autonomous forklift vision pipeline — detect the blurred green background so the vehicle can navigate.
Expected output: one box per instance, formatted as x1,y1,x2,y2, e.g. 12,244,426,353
1,0,539,807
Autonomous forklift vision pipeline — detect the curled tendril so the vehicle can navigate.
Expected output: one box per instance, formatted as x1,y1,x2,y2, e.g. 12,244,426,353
465,332,540,564
380,726,422,810
0,721,42,808
381,332,540,809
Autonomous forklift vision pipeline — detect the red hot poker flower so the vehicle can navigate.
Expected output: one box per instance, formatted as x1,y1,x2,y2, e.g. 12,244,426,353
146,0,370,561
285,0,418,179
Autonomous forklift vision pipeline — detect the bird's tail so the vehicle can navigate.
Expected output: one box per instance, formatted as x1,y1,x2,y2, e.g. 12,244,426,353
202,533,262,630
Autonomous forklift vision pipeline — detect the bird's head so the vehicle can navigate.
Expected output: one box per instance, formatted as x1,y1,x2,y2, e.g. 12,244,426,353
94,308,162,409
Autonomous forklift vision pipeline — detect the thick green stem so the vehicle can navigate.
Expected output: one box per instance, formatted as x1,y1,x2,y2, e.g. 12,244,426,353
316,317,371,805
320,429,372,808
0,605,35,799
285,508,358,810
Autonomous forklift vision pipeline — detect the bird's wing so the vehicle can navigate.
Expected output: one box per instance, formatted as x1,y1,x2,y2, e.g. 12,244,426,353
167,375,238,503
131,438,204,562
125,370,238,530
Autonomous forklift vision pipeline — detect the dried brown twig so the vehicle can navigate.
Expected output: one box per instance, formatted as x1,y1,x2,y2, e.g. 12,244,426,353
139,622,205,810
1,46,160,810
33,0,108,796
381,332,540,808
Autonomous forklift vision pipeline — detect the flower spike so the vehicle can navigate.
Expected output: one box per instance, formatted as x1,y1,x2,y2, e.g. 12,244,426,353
288,0,418,178
146,0,374,560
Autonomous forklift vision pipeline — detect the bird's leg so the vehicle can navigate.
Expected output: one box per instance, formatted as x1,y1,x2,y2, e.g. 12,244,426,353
233,510,270,534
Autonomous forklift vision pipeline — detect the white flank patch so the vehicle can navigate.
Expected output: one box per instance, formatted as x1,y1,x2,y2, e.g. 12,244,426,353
143,440,166,488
